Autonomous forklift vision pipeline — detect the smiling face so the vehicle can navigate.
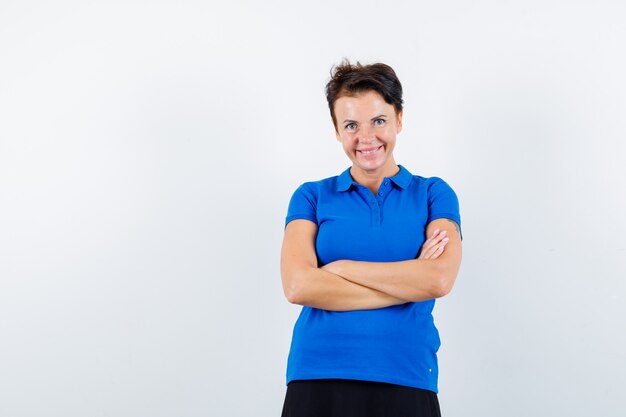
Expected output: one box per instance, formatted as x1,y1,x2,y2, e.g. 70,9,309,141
333,90,403,179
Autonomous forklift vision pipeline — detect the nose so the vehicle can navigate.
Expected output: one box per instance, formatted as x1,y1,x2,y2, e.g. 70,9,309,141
357,125,375,143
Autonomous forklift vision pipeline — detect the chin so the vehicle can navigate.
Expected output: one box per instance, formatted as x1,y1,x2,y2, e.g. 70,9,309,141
356,161,385,173
355,155,386,168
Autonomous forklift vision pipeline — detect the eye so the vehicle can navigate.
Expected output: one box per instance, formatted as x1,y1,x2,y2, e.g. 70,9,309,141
373,118,386,126
345,122,357,131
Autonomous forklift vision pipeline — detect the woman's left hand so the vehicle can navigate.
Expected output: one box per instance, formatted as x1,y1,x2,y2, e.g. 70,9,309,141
417,228,450,260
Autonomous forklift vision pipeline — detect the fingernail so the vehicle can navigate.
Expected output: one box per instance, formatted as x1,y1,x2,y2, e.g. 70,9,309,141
442,237,449,243
440,230,447,235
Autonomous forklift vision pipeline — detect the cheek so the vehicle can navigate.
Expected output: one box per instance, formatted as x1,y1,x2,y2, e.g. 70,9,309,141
384,130,397,144
339,135,355,148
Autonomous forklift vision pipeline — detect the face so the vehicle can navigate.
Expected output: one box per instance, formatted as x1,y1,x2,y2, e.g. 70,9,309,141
334,90,402,177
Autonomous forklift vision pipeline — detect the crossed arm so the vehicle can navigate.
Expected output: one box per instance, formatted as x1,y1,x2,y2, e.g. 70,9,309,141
280,218,462,311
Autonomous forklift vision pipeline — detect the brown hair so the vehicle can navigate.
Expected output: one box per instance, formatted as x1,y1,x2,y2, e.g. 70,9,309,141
325,60,404,130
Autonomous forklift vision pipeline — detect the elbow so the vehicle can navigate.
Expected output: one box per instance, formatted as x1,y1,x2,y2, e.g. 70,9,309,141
283,281,300,305
431,277,453,298
284,286,302,305
429,264,456,299
282,270,307,305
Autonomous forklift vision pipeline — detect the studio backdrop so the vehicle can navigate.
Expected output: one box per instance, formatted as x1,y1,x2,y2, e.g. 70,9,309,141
1,1,625,416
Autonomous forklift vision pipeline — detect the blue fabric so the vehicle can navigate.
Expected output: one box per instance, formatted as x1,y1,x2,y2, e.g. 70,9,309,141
284,165,461,393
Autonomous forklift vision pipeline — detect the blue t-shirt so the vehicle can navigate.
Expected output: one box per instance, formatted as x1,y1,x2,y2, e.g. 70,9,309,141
284,165,461,393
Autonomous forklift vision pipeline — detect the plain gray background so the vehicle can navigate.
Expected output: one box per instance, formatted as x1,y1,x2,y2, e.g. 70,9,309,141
1,1,625,416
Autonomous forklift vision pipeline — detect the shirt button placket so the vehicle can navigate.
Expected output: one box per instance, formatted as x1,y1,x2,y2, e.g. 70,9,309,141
375,179,390,226
372,202,380,226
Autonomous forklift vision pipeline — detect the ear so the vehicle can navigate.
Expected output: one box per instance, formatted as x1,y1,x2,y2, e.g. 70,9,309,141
396,111,403,133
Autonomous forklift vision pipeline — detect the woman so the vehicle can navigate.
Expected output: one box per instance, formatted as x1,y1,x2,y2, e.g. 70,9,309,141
280,61,462,417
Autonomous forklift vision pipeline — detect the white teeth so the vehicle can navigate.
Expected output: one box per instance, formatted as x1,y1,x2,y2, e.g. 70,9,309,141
359,147,380,155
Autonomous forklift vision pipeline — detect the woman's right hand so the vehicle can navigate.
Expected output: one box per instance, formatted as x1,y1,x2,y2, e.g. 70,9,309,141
417,229,450,260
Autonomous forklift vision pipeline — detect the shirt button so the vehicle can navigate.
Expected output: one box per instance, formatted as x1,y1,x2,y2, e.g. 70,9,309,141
384,180,389,185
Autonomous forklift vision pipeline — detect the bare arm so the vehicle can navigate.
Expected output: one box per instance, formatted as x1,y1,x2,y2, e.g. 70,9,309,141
322,218,462,302
280,219,408,311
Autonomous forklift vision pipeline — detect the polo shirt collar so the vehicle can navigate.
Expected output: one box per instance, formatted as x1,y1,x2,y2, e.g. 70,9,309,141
336,165,412,192
389,165,412,189
336,167,354,191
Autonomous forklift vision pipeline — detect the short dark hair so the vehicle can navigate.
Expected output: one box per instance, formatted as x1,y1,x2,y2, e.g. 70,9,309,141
325,60,404,130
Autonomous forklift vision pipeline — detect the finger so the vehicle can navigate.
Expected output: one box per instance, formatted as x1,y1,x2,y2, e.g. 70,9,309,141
434,238,450,256
418,229,449,259
422,230,447,252
426,244,445,260
420,242,441,259
422,237,450,260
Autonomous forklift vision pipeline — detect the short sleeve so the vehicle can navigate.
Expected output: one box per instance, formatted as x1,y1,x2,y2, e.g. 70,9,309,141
427,177,462,235
285,182,318,227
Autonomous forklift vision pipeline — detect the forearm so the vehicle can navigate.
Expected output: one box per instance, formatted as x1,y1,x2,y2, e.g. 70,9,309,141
283,266,408,311
324,219,462,302
327,258,454,302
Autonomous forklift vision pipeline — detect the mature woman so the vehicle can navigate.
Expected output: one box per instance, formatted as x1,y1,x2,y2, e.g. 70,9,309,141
280,61,462,417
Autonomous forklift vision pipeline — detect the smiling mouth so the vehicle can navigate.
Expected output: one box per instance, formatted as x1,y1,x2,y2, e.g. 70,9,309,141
357,145,383,155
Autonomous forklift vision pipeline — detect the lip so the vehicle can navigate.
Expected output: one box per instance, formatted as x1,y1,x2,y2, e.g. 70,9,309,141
357,145,383,154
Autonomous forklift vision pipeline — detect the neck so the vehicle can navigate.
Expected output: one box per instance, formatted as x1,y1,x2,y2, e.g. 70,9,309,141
350,160,399,195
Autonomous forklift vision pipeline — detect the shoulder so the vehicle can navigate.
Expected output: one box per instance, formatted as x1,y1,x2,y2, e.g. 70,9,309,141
291,168,350,198
286,171,347,226
392,165,451,191
400,166,457,195
410,174,452,188
287,169,346,207
292,176,335,198
418,177,461,227
398,166,461,217
414,176,459,203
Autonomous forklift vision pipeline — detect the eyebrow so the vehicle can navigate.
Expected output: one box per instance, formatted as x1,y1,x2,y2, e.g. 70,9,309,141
342,114,387,124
